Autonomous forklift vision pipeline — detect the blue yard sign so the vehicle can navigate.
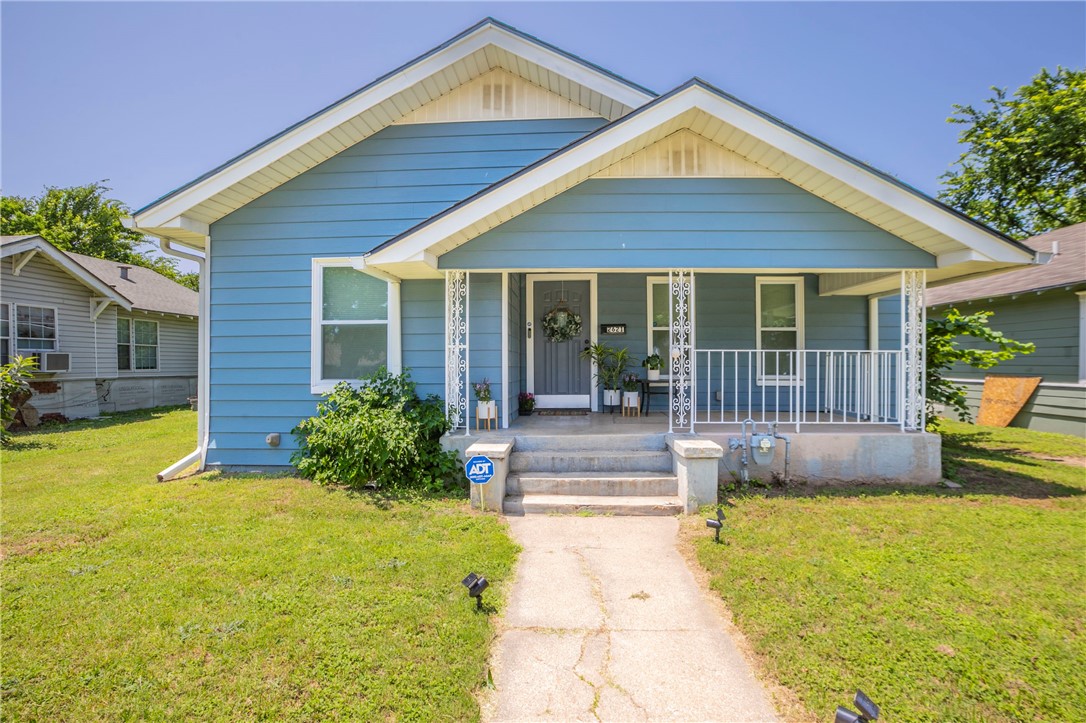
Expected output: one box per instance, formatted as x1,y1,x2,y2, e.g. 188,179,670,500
465,455,495,485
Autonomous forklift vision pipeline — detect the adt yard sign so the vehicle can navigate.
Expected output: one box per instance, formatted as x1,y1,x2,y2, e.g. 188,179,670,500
465,455,495,485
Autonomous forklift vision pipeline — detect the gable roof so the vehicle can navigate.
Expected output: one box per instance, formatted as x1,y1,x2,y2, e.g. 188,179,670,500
132,17,655,247
364,78,1035,287
927,223,1086,306
1,235,132,310
0,236,197,316
68,253,198,317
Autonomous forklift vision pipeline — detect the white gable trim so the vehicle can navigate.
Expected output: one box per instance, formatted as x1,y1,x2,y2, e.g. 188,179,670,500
366,82,1034,271
1,236,133,310
133,20,653,236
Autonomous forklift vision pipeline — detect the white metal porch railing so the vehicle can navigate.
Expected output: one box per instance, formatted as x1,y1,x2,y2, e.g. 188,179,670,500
690,349,903,430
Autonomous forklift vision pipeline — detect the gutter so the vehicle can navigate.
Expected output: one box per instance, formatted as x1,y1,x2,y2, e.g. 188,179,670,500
154,236,210,481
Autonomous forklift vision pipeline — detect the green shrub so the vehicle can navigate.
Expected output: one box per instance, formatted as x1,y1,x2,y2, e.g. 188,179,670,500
291,368,463,493
2,355,37,444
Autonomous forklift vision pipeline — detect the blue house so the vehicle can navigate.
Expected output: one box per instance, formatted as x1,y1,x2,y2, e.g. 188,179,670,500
134,19,1037,501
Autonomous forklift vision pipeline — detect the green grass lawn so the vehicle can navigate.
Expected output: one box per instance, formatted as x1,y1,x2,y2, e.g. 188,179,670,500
693,420,1085,721
2,408,517,721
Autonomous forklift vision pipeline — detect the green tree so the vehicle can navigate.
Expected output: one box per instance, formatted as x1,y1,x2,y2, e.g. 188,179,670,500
1,182,198,290
939,67,1086,239
926,308,1035,430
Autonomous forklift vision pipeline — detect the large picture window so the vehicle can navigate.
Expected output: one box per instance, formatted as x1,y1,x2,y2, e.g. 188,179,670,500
117,317,159,371
756,277,804,380
311,261,400,392
15,305,58,352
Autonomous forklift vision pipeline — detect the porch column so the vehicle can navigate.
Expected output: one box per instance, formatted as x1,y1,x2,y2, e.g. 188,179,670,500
445,270,469,433
669,269,694,433
900,270,926,432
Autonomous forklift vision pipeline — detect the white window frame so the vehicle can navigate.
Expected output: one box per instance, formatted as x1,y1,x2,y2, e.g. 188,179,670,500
117,316,159,372
755,276,805,385
646,275,671,377
311,258,401,394
14,303,59,354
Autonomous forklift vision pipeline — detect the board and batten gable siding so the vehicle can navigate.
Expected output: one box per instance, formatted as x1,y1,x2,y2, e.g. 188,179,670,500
439,178,937,270
1,253,119,379
116,310,198,377
937,290,1082,384
207,119,603,467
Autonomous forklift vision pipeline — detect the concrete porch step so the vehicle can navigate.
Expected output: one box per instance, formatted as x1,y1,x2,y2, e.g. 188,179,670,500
503,494,684,516
510,450,673,474
511,433,666,452
507,472,678,496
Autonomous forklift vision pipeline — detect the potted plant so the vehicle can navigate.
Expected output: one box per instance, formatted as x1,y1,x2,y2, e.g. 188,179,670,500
472,378,496,425
518,391,535,416
642,351,663,381
580,343,631,408
621,372,640,410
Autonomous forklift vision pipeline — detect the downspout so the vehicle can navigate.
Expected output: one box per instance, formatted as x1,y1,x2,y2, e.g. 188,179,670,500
156,236,209,481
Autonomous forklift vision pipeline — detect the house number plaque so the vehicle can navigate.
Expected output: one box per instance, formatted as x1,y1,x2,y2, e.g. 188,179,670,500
600,323,627,335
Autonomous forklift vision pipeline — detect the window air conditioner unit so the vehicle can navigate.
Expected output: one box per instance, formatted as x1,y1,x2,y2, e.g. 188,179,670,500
41,352,71,373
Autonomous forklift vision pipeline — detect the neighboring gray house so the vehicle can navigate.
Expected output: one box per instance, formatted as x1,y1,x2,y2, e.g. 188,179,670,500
927,223,1085,436
1,235,198,422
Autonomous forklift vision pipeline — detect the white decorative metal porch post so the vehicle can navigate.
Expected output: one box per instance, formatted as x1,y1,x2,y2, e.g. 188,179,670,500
668,269,694,433
900,270,926,432
445,270,469,433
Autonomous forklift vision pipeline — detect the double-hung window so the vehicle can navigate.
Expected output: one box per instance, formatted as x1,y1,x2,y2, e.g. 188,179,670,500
15,305,58,353
312,261,400,393
646,277,671,370
0,305,9,365
117,317,159,371
755,277,804,381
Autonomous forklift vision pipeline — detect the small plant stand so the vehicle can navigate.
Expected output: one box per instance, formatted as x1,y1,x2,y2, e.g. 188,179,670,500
476,401,497,431
622,393,640,417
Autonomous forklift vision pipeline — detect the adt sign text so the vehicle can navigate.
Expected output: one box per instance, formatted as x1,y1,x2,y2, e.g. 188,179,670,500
465,455,495,485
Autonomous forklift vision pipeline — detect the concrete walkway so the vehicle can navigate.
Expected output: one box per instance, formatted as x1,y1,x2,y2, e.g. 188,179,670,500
483,516,778,722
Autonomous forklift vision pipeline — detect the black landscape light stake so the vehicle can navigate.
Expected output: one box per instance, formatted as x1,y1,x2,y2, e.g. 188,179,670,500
835,690,879,723
705,507,725,543
461,572,489,610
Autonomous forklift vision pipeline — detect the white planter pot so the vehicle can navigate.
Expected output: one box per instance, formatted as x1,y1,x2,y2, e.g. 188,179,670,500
603,389,621,406
647,369,660,381
477,400,497,420
623,391,640,404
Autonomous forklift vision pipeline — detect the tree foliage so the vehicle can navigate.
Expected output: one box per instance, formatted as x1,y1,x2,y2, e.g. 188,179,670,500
1,182,198,290
926,308,1035,429
939,67,1086,239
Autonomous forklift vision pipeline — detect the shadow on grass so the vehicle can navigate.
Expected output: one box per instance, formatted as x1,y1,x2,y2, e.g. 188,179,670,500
6,405,191,441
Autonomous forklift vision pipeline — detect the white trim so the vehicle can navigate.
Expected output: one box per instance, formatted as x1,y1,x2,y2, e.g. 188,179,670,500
13,303,60,355
0,236,132,310
525,273,597,411
12,248,38,276
501,272,510,429
868,297,879,352
947,377,1086,390
133,22,651,231
646,275,669,358
368,84,1033,269
754,276,805,384
310,258,400,394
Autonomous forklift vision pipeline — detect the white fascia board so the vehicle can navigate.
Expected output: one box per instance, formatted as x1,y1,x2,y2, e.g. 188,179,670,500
367,91,700,264
133,25,652,230
2,237,133,309
688,92,1032,265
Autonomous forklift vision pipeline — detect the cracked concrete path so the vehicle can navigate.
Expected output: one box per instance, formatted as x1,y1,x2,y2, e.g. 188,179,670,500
483,516,777,722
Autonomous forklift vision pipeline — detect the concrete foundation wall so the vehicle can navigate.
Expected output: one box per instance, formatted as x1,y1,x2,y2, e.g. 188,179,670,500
699,430,942,485
17,375,197,424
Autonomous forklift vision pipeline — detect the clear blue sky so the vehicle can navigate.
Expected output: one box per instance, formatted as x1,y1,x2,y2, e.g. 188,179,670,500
3,1,1083,210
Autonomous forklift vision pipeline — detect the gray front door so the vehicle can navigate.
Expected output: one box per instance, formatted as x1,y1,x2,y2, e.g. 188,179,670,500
532,279,591,408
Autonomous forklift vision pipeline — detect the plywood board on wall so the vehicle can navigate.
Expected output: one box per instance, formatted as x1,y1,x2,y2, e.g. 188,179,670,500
977,375,1042,427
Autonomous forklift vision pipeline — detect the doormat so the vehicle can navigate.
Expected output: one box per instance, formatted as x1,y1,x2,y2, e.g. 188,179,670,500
535,409,590,416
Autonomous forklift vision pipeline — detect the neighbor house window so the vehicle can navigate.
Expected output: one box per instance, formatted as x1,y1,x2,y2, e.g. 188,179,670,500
756,277,804,380
311,260,401,393
117,317,158,371
647,277,671,368
1,305,10,364
15,305,57,353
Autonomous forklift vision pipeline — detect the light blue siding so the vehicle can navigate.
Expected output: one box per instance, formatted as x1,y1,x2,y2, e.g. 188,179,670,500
440,179,936,270
206,119,604,468
468,274,503,428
